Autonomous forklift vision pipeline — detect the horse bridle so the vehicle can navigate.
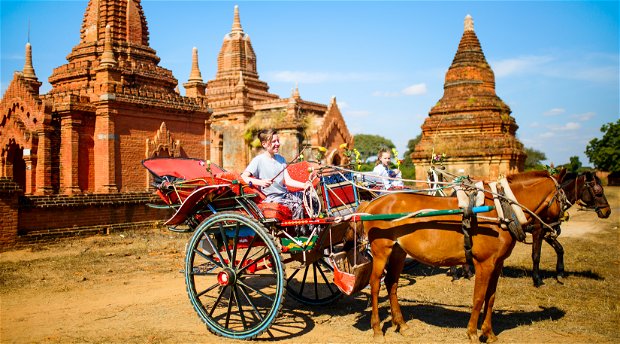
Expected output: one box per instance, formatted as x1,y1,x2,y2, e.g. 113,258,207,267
568,174,608,216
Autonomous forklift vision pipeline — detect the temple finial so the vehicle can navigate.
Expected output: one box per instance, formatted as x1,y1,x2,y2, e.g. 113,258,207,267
232,5,243,33
188,47,203,82
23,42,37,79
464,14,474,32
100,24,117,67
292,83,300,99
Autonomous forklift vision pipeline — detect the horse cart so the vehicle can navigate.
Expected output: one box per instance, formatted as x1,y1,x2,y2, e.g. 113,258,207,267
142,157,495,340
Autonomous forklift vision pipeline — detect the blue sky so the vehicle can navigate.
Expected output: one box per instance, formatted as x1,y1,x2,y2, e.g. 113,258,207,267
1,0,618,166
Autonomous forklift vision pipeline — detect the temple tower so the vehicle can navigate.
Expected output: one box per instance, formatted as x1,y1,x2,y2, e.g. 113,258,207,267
412,15,525,180
2,0,211,195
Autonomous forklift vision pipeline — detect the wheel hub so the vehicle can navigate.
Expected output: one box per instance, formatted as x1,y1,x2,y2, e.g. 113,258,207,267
217,268,235,286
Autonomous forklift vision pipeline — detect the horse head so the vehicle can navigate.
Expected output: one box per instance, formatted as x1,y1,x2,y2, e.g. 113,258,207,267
505,170,565,225
561,171,611,218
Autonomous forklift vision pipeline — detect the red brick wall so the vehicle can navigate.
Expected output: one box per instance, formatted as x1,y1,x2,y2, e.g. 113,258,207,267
18,193,170,232
114,112,206,192
0,179,21,250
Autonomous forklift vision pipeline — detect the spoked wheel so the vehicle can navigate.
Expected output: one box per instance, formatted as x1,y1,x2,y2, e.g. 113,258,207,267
285,252,342,305
185,211,286,339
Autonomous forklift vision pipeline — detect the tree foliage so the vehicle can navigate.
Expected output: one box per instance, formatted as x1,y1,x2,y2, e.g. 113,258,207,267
353,134,395,162
585,119,620,172
402,134,421,167
562,156,583,173
524,147,547,170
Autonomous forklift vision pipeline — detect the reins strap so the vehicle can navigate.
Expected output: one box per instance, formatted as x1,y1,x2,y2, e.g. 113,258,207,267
461,192,477,267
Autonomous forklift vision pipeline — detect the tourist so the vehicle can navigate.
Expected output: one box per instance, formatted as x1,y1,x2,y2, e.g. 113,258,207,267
241,129,313,220
371,147,403,190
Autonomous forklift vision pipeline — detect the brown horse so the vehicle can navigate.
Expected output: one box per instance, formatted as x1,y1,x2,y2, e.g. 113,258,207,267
529,170,611,287
358,171,563,343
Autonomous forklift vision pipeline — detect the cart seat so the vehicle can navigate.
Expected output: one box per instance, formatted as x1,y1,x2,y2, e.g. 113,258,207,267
257,203,292,221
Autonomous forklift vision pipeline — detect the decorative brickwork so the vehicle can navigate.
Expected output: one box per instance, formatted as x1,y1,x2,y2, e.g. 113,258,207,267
412,15,525,181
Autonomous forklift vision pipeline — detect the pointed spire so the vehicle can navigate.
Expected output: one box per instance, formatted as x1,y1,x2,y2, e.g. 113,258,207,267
23,42,37,79
292,83,300,99
232,5,243,33
331,96,337,105
464,14,474,32
100,24,117,67
188,47,203,82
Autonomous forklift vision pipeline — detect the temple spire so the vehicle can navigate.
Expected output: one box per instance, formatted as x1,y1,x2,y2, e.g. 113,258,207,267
23,42,37,79
464,14,474,32
188,47,203,82
292,83,300,100
99,24,117,67
232,5,243,33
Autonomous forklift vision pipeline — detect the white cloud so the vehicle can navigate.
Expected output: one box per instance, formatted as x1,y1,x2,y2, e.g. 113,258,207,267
401,83,427,96
492,55,554,77
373,83,427,97
266,70,387,84
573,112,596,121
551,122,581,131
543,108,565,116
344,110,370,118
372,91,400,97
492,53,619,83
529,121,540,128
540,132,555,138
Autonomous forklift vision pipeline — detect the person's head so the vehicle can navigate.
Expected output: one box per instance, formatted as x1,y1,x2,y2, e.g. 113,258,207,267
258,129,280,155
376,147,391,166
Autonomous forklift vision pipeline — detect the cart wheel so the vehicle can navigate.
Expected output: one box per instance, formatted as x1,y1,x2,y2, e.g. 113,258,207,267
185,211,286,339
285,254,342,305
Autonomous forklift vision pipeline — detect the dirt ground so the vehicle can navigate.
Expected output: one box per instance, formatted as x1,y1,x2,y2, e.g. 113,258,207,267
1,187,618,344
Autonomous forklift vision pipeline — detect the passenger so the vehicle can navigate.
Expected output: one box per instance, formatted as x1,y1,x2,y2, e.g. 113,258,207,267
371,147,403,190
241,129,313,220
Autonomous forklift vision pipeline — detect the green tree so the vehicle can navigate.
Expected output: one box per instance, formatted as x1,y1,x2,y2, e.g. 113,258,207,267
585,119,620,172
353,134,395,162
402,133,421,166
563,156,583,173
524,147,547,170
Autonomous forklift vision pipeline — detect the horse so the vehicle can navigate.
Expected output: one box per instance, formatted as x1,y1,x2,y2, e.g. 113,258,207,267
528,170,611,287
356,171,563,343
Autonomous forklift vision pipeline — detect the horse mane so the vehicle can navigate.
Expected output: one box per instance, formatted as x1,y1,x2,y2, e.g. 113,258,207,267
505,170,550,183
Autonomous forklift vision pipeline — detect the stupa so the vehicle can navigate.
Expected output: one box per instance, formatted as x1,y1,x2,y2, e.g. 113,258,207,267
412,15,525,181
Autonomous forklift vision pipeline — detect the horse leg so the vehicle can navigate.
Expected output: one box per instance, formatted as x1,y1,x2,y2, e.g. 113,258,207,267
544,235,565,281
531,228,544,287
384,244,412,335
370,241,393,342
467,261,493,343
480,264,502,343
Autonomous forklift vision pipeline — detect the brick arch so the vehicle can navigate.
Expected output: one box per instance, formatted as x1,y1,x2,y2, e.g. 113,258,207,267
1,100,37,173
2,139,26,190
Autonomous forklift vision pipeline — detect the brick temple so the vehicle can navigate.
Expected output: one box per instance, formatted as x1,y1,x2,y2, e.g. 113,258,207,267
412,15,526,181
0,1,351,248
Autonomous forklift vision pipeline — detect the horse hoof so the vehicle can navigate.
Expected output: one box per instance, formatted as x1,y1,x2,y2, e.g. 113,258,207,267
399,325,415,337
372,334,386,343
467,332,480,344
485,334,499,343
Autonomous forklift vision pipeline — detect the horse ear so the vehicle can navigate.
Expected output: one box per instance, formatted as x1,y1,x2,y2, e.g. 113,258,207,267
557,168,567,182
